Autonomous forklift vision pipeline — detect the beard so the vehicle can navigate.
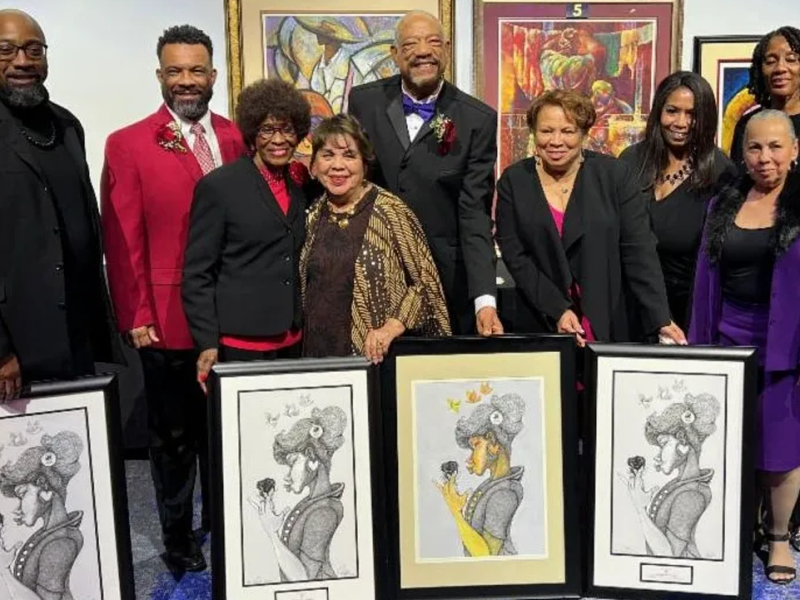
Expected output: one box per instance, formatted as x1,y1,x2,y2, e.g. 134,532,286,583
162,83,213,121
0,80,49,108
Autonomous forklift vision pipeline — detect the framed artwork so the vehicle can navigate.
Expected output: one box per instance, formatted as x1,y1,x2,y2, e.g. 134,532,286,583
474,0,683,174
693,36,760,156
208,358,385,600
0,375,134,599
225,0,453,161
381,335,581,598
585,344,758,600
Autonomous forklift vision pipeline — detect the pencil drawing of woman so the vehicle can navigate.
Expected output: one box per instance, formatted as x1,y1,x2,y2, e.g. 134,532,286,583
0,431,85,600
250,406,347,582
436,393,525,557
621,392,720,558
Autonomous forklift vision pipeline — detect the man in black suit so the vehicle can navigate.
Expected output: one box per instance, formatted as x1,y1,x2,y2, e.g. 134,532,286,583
0,9,121,402
348,10,503,336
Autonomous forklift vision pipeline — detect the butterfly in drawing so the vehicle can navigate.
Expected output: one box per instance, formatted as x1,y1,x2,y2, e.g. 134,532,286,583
9,433,27,446
466,390,481,404
447,398,461,413
299,394,313,407
637,393,653,409
672,379,686,392
284,403,299,417
658,386,672,400
265,412,280,428
25,420,41,435
479,382,493,395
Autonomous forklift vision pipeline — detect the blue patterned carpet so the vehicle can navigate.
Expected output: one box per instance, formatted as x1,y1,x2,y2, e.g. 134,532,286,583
125,460,800,599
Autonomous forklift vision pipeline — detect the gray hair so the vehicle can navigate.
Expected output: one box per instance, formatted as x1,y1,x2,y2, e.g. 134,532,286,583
744,109,798,148
393,10,443,47
273,406,347,468
455,393,525,451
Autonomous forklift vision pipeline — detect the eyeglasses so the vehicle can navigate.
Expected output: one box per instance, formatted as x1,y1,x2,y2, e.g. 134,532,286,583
257,125,297,140
0,41,48,61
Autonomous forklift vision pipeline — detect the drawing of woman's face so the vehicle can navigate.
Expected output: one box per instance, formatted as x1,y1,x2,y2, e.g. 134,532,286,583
284,451,315,494
653,434,686,475
12,483,46,527
466,435,500,476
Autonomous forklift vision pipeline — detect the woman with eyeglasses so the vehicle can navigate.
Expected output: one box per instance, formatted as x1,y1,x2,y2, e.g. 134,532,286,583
182,78,319,389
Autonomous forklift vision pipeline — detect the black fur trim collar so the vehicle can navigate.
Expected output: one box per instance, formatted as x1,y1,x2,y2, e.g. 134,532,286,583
704,171,800,262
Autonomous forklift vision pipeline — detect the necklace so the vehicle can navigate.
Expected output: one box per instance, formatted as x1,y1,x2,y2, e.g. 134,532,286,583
658,158,694,185
326,186,369,229
18,120,57,148
537,163,578,209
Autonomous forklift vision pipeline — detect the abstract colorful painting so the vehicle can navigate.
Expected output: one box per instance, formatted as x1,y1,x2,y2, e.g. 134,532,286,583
475,1,681,175
264,15,401,159
227,0,453,159
693,36,761,156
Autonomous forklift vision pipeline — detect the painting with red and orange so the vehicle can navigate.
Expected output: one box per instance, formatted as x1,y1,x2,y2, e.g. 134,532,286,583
497,20,655,173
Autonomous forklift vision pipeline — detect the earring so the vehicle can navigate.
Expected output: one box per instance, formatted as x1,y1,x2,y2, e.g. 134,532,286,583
579,149,586,163
792,159,798,171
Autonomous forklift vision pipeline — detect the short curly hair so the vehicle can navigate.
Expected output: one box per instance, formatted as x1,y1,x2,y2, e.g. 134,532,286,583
273,406,347,469
235,79,312,148
644,392,720,456
455,393,526,452
526,89,596,133
748,26,800,107
157,25,213,61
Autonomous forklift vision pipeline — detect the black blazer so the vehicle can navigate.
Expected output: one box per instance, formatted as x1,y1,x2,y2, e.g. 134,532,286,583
348,75,497,332
0,101,122,382
181,157,312,351
495,152,671,341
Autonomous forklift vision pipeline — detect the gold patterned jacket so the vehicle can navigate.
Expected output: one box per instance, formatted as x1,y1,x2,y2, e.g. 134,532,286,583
300,185,452,353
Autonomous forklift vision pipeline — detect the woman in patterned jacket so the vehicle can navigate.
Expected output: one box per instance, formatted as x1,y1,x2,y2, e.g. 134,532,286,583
299,113,451,362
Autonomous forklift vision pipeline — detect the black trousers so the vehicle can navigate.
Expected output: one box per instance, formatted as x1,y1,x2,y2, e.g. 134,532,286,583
140,348,208,546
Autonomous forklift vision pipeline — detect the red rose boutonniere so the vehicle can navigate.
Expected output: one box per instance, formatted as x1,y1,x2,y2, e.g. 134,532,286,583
156,121,187,153
288,160,310,186
431,113,456,155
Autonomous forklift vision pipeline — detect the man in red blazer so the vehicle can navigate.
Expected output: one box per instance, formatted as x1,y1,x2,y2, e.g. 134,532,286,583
101,25,245,572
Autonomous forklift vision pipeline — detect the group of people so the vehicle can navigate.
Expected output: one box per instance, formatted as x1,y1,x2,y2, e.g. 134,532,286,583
0,3,799,589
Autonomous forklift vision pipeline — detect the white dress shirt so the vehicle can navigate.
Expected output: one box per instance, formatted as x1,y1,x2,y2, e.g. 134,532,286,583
401,83,497,315
166,106,223,169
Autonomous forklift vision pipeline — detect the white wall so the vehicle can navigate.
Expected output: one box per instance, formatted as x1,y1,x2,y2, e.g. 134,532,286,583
11,0,797,191
12,0,230,192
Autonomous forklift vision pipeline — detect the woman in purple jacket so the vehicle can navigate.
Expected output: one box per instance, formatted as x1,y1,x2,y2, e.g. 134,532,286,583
690,109,800,585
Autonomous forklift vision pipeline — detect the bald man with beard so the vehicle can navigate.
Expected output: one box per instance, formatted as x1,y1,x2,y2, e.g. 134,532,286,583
0,9,122,402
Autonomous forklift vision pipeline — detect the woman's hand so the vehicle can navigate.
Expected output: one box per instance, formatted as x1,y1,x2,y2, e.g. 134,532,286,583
197,348,219,394
618,469,658,513
658,321,687,345
248,496,287,536
364,319,405,364
435,476,469,517
557,309,586,347
0,541,21,571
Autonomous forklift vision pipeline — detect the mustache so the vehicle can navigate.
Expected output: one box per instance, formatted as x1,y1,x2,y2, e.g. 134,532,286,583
171,86,204,95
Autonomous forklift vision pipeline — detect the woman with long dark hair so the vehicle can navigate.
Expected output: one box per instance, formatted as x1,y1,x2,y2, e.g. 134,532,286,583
730,26,800,166
620,72,736,332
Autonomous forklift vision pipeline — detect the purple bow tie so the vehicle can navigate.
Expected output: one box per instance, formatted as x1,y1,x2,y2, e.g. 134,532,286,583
402,94,436,122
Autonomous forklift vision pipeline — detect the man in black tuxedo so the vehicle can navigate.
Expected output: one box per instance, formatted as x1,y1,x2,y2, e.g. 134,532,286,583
348,10,503,336
0,9,121,402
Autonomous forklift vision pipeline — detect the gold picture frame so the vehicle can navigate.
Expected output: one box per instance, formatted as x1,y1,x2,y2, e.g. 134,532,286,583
224,0,454,117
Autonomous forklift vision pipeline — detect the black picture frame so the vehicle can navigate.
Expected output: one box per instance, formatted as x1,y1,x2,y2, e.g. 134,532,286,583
3,374,135,600
208,357,387,600
584,344,757,600
381,334,581,599
691,35,762,74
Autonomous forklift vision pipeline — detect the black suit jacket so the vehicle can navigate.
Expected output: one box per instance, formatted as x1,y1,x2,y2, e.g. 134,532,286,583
495,152,671,341
0,101,122,382
181,157,312,350
348,75,497,333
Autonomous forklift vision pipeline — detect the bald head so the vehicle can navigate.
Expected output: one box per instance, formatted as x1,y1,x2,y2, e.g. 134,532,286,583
0,9,49,108
391,9,449,100
0,9,45,41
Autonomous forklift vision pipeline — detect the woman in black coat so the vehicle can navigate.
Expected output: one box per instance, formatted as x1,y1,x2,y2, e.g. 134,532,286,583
495,90,684,346
182,79,318,390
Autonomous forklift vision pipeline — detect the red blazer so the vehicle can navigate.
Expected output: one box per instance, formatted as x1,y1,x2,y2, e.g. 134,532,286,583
100,105,247,349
